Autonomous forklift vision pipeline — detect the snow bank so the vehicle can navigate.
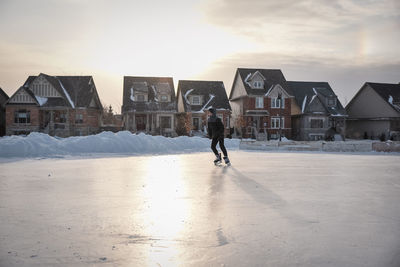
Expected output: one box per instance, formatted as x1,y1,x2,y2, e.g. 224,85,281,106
0,131,240,158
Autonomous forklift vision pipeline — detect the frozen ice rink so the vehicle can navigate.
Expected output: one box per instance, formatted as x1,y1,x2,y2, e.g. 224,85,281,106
1,151,400,267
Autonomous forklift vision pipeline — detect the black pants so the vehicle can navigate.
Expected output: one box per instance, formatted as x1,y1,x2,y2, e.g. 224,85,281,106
211,137,227,157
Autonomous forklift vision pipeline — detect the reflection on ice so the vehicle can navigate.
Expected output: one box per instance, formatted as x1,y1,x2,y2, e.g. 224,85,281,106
141,156,190,266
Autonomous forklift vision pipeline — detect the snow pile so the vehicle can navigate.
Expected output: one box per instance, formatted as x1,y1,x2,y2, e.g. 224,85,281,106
0,131,240,158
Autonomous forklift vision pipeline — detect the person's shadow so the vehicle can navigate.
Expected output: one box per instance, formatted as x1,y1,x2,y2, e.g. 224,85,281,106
229,167,315,225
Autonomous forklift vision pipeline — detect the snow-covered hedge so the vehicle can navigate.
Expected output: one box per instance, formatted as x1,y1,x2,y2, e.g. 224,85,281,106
0,131,240,158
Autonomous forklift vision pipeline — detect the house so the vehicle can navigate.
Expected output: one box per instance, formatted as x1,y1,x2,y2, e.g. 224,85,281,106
287,81,347,141
346,82,400,140
176,80,231,136
122,76,177,136
229,68,293,140
0,88,9,136
5,73,103,136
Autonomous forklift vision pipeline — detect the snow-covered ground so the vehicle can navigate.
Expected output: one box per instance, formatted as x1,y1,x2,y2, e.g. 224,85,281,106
1,151,400,267
0,131,240,158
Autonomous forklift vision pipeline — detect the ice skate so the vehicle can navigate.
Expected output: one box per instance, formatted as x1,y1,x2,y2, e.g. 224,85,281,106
223,156,231,166
214,153,222,165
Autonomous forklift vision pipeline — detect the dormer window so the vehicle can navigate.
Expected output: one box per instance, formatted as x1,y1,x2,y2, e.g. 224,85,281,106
160,94,169,102
136,94,145,102
253,81,263,89
327,97,336,107
191,95,201,105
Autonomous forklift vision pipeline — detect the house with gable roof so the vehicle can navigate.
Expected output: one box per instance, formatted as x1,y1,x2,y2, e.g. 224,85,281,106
122,76,177,136
0,88,9,136
287,81,347,141
346,82,400,140
229,68,294,140
5,73,103,136
176,80,231,136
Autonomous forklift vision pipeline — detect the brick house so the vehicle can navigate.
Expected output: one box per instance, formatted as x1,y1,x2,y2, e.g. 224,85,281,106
229,68,293,140
176,80,231,136
287,81,347,141
122,76,177,136
346,82,400,140
5,73,103,136
0,88,9,136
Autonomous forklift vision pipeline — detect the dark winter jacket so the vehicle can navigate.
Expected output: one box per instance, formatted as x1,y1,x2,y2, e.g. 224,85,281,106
207,114,225,139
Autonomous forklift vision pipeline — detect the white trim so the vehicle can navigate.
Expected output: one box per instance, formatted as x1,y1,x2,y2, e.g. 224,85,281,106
255,96,264,108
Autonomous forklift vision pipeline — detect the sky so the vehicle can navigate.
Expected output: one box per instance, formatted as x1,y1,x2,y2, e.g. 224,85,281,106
0,0,399,112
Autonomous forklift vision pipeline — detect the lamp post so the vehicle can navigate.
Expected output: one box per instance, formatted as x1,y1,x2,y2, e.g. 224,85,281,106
277,92,282,141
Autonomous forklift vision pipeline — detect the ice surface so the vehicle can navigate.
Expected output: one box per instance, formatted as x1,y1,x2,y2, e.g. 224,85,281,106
0,151,399,267
0,131,240,158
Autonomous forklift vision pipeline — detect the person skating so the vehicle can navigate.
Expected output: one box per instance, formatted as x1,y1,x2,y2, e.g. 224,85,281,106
207,108,230,165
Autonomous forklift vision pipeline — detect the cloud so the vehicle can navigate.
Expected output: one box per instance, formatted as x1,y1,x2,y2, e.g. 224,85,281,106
200,0,400,59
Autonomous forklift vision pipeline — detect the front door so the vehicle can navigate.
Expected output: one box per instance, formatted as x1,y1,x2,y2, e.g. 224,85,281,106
136,115,146,131
193,117,200,131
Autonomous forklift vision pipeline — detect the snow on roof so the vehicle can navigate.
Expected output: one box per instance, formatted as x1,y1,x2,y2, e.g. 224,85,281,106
301,95,307,113
130,88,135,102
184,89,194,104
151,85,158,102
35,96,48,106
57,78,75,108
264,85,274,96
310,94,317,104
0,131,240,158
389,95,393,104
200,94,215,112
244,72,252,87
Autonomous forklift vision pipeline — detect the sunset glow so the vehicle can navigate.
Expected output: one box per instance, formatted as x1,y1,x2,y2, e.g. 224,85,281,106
0,0,399,110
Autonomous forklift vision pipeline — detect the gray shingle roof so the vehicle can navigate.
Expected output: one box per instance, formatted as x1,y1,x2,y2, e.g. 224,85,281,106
0,88,9,108
287,81,346,116
367,82,400,112
122,76,176,113
20,73,102,109
177,80,231,112
230,68,292,98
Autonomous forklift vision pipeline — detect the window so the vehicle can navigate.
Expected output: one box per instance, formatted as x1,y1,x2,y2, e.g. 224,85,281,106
160,116,172,129
271,97,284,108
327,98,336,107
225,116,230,129
60,113,67,123
191,96,201,105
253,81,263,88
136,94,145,102
271,117,284,129
14,110,31,124
255,97,264,108
309,134,324,141
160,94,169,102
310,119,324,128
192,117,200,130
75,114,83,124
